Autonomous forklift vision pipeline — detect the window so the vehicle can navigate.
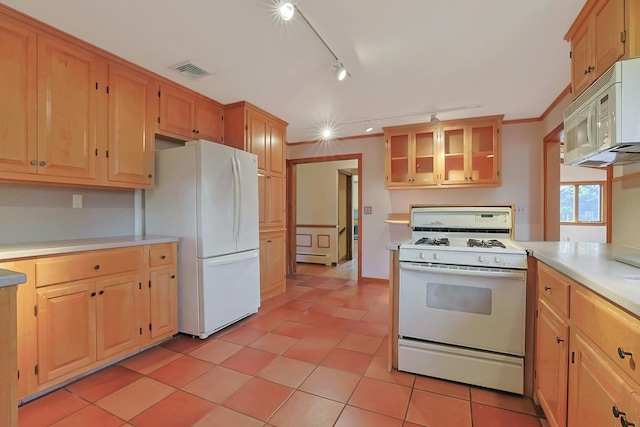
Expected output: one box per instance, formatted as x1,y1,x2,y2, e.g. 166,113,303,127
560,182,604,223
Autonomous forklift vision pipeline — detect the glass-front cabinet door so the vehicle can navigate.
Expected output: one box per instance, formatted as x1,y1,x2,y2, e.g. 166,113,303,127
386,131,410,186
441,125,466,185
468,123,498,184
413,129,437,186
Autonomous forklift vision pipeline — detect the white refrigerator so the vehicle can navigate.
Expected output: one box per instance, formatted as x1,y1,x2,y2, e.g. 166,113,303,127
145,140,260,339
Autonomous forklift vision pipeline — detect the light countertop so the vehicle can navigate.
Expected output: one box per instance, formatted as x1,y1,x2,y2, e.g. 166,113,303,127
520,241,640,317
0,235,179,261
0,268,27,288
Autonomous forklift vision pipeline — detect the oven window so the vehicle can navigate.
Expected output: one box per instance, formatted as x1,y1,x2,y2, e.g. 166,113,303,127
426,283,492,315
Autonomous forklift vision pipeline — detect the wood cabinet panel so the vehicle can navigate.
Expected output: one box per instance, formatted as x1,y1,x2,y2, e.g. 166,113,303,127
248,109,268,171
106,63,155,187
269,122,285,176
536,299,570,427
148,244,175,268
538,262,572,318
259,231,285,301
149,267,177,340
0,15,37,175
95,273,141,360
593,0,625,79
36,280,97,383
37,35,98,182
158,84,195,138
195,100,224,143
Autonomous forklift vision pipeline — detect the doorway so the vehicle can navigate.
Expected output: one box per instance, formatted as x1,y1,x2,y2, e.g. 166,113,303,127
286,154,362,281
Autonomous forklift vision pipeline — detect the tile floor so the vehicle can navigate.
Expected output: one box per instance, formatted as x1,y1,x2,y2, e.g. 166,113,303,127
18,274,549,427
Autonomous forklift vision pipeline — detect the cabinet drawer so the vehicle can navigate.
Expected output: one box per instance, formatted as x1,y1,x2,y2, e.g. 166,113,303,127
573,286,640,384
36,247,143,287
537,262,571,318
149,244,174,268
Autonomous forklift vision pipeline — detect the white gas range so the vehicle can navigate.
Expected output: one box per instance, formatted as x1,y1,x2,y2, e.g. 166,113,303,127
397,205,528,394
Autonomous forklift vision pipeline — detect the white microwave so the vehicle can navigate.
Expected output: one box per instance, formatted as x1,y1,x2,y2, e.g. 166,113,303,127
564,58,640,167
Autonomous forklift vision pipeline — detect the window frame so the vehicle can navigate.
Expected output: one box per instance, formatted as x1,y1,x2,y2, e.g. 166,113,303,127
559,181,607,225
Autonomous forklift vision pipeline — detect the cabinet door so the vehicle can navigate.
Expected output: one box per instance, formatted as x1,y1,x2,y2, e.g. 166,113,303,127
195,100,224,143
568,333,636,427
269,122,285,176
571,22,593,97
106,63,155,187
36,280,96,383
37,35,98,181
149,268,177,341
95,273,141,360
158,85,195,139
0,16,37,175
386,131,411,186
248,109,268,171
441,125,466,184
266,174,285,229
536,299,569,427
259,232,285,300
592,0,624,79
413,129,437,186
468,123,498,184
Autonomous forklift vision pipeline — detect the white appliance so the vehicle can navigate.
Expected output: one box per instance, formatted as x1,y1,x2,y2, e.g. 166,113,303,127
564,57,640,167
145,140,260,339
397,205,528,394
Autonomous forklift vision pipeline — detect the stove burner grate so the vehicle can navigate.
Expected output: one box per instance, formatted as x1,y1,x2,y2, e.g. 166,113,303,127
467,239,506,249
415,237,450,246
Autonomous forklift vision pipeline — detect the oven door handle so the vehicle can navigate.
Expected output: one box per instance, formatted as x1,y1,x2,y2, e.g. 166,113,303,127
400,262,525,279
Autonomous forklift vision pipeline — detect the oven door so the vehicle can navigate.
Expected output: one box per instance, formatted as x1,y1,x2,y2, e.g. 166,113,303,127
399,262,526,356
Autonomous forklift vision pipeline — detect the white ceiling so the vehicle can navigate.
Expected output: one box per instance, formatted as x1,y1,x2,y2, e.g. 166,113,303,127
2,0,586,143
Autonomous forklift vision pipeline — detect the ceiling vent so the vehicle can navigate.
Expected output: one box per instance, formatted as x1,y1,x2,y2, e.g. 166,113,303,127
170,61,211,79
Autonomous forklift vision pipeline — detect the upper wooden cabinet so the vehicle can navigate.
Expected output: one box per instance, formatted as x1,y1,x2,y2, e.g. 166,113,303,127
0,15,37,175
566,0,640,98
384,116,502,189
157,84,224,143
104,63,155,188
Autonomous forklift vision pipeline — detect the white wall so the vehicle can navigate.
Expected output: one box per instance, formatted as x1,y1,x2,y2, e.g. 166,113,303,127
287,121,546,279
612,163,640,248
0,183,135,244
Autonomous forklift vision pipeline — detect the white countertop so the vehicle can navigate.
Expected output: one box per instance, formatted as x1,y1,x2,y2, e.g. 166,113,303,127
0,268,27,288
521,241,640,317
0,235,179,261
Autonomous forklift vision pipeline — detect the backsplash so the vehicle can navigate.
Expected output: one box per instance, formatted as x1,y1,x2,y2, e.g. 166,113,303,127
0,183,135,244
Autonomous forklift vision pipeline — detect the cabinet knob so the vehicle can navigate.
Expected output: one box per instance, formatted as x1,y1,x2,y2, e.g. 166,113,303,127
39,160,46,166
90,292,96,297
267,240,272,243
192,129,197,133
94,264,100,270
99,290,104,295
30,160,38,165
617,347,633,359
613,406,626,418
148,174,153,178
621,417,636,427
171,275,176,279
544,286,551,291
556,336,564,344
196,130,200,134
160,255,166,259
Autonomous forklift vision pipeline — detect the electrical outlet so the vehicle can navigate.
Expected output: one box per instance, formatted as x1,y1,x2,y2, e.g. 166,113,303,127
363,206,372,215
72,194,83,209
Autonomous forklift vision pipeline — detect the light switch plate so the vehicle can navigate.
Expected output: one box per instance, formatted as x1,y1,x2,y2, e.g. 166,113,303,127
72,194,83,209
363,206,372,215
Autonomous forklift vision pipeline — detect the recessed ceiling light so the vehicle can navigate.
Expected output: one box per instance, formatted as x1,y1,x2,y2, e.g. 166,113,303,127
322,129,332,139
278,2,295,20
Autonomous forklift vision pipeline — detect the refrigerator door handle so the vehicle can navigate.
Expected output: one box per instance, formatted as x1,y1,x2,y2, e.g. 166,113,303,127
231,154,240,239
236,155,243,239
205,250,258,267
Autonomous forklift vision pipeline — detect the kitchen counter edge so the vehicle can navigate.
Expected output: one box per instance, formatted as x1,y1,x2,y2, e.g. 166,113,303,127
520,241,640,317
0,268,27,288
0,235,179,261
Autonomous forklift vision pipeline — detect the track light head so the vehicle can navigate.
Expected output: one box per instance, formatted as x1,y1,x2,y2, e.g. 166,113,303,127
331,61,349,81
429,113,440,126
278,2,295,20
365,121,374,132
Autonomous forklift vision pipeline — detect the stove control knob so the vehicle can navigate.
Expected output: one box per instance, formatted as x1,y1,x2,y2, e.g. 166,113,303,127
494,256,501,264
418,252,426,259
432,253,439,260
478,255,484,263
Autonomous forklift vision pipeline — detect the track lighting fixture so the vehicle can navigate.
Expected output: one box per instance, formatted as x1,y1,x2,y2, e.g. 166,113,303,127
429,113,440,126
277,1,350,82
365,121,374,133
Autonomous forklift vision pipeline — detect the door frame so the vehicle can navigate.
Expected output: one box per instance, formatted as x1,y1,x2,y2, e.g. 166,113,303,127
286,154,363,281
338,169,353,261
543,123,563,241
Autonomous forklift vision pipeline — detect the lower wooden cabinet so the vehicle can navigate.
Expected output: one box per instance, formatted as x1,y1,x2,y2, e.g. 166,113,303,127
536,299,569,427
6,242,178,401
259,231,285,301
